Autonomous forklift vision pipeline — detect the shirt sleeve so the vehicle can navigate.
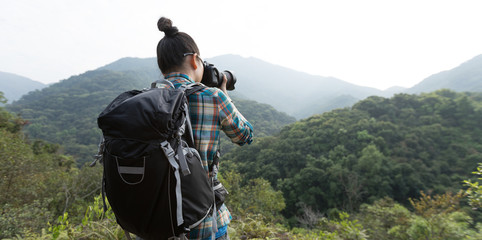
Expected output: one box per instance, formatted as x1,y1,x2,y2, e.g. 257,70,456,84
216,90,253,146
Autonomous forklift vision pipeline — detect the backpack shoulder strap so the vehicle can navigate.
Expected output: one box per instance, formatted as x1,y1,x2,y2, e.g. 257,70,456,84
151,79,174,89
183,83,206,96
179,83,206,149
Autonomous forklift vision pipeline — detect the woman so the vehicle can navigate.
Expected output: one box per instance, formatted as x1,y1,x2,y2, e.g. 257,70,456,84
156,17,254,240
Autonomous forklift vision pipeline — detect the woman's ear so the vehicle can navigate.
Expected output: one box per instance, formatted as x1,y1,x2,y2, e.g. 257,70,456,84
190,53,198,70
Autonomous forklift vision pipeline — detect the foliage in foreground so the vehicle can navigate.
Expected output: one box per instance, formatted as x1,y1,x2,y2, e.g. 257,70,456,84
464,163,482,209
8,176,482,240
10,195,368,240
0,94,102,239
357,193,482,240
13,191,482,240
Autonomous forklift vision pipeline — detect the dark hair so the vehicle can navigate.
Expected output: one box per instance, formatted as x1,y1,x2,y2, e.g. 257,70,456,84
156,17,200,74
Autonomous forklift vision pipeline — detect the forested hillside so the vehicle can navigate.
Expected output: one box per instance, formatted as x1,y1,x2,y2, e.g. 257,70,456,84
7,70,153,163
3,89,482,239
225,90,482,219
7,69,295,164
4,55,482,239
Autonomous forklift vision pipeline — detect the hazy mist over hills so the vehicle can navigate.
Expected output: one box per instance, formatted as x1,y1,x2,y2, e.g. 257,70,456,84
98,57,161,75
0,71,46,104
93,54,482,118
3,52,482,164
3,53,482,118
208,55,394,118
95,55,397,118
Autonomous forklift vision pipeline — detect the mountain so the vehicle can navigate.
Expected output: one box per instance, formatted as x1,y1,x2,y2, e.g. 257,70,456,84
207,55,393,118
8,53,482,162
5,53,482,117
93,54,482,118
98,57,161,75
94,55,397,119
0,71,46,104
384,86,408,95
7,69,295,164
408,54,482,93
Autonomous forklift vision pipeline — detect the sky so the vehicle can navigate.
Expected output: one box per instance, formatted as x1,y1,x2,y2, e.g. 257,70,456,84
1,0,482,90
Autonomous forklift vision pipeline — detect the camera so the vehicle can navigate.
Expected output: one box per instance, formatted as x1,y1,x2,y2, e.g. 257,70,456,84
201,61,237,91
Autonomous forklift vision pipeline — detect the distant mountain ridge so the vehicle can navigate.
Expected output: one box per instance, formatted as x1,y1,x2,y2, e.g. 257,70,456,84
408,54,482,93
207,55,389,118
0,71,46,104
205,54,482,117
95,55,398,118
98,57,161,75
6,53,482,118
95,54,482,118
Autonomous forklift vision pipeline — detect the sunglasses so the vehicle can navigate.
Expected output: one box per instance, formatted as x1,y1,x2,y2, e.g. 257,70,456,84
183,53,203,64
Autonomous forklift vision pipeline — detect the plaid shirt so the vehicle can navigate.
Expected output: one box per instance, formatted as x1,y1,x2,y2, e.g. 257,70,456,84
165,73,254,239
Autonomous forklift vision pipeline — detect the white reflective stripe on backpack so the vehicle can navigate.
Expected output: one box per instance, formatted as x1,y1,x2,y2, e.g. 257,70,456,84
161,140,184,226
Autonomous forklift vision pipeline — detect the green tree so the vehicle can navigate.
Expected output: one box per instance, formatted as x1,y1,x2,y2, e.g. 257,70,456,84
357,197,412,240
464,163,482,209
405,191,473,240
220,171,285,222
354,144,393,202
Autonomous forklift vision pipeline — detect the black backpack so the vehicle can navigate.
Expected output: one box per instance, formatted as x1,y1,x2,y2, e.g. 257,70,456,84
93,80,217,240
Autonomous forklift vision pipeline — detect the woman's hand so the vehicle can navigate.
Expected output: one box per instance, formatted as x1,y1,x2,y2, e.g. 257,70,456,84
220,74,228,95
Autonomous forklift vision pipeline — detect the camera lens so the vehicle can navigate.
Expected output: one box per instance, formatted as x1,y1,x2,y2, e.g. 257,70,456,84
222,70,237,91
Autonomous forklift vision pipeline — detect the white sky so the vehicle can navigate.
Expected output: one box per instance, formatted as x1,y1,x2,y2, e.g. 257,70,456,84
1,0,482,90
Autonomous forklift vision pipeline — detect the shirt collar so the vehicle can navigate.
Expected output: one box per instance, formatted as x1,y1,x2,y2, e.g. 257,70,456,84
164,72,195,85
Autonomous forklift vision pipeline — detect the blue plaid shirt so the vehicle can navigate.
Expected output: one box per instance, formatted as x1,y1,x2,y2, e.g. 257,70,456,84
165,73,253,239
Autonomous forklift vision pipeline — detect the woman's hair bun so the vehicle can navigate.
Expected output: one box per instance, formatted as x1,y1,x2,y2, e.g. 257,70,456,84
158,17,179,37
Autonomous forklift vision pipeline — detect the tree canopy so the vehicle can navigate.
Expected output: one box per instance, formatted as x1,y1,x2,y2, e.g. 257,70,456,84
3,89,482,239
225,90,482,218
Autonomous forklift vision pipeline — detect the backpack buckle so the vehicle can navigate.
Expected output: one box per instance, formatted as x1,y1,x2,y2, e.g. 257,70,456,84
160,141,175,158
